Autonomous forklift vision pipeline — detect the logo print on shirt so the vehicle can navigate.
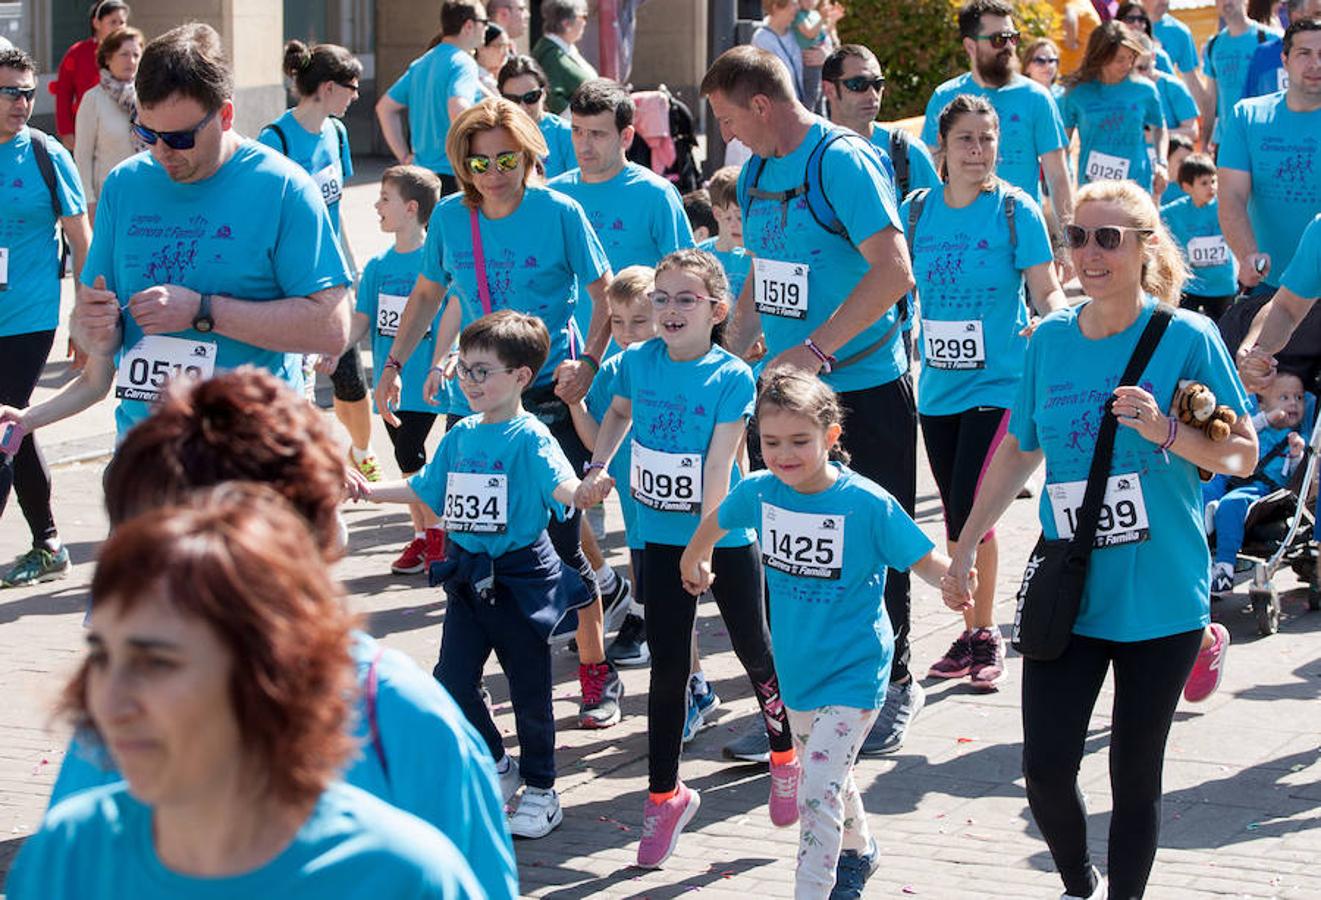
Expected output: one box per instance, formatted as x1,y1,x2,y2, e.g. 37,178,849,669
145,239,200,283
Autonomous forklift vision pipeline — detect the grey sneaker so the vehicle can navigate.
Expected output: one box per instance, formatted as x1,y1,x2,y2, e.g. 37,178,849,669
721,715,770,763
859,678,925,756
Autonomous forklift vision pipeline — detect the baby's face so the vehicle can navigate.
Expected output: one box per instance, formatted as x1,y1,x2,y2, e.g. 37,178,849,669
1261,375,1305,428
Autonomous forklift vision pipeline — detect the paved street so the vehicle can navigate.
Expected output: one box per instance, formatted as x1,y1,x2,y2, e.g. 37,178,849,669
2,168,1320,899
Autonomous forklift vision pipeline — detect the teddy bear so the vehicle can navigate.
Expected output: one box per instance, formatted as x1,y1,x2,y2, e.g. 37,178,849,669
1170,379,1237,477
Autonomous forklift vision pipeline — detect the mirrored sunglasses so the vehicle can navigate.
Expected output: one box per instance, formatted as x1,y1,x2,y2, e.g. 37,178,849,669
465,151,521,175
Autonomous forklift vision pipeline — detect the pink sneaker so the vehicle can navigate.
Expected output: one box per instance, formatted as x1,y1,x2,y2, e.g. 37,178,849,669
768,757,801,827
637,782,701,868
1183,622,1230,703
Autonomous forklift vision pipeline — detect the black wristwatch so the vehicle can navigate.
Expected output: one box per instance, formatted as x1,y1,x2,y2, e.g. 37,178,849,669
193,293,214,333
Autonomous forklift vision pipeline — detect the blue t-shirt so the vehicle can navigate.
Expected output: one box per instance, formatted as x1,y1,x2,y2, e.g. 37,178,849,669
256,110,354,237
717,465,933,710
1061,78,1165,191
0,127,86,337
1217,93,1321,284
902,183,1053,415
409,412,575,557
1154,70,1199,130
9,782,483,899
613,338,756,548
82,141,351,437
791,9,828,49
921,73,1068,200
358,246,442,416
386,44,483,175
697,236,751,301
422,187,608,388
1161,196,1237,297
739,119,906,393
870,124,940,204
1243,36,1288,99
1281,213,1321,300
1204,25,1278,143
584,351,641,548
1011,298,1250,642
538,112,577,179
1153,14,1199,74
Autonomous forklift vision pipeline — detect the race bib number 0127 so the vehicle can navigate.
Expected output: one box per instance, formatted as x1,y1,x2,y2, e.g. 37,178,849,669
753,258,809,320
631,440,701,513
1187,236,1229,268
443,472,508,533
760,502,845,579
1047,474,1149,548
115,335,217,402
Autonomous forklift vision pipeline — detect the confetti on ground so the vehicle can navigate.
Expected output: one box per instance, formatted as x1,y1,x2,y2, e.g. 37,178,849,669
956,737,975,743
902,885,918,894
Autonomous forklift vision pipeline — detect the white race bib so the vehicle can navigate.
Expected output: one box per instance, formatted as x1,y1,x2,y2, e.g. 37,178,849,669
1146,145,1158,170
922,319,986,370
0,246,9,289
376,293,409,338
753,258,809,320
313,162,343,207
1277,68,1289,92
443,472,508,533
1047,473,1150,548
115,335,217,402
1085,150,1131,182
761,502,845,580
1187,235,1230,268
630,440,702,512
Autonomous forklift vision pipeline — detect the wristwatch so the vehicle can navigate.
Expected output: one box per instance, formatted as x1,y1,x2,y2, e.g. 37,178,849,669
193,293,214,333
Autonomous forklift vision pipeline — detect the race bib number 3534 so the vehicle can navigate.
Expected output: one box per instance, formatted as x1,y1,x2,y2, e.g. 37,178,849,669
115,335,217,402
631,440,701,513
761,502,845,579
1047,474,1149,548
443,472,508,533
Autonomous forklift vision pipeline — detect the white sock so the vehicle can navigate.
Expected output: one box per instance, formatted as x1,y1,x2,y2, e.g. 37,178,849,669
415,531,425,540
350,446,371,462
595,565,619,594
628,599,645,616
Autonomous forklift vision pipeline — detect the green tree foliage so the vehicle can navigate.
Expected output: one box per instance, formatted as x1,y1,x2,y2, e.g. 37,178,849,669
837,0,1059,119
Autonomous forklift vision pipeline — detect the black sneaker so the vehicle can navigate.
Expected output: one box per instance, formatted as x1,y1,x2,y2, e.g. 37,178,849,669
606,613,649,667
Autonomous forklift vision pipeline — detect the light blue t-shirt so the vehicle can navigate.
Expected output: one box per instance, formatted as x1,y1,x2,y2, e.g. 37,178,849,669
870,124,940,204
921,73,1068,200
1161,196,1237,297
697,236,751,301
1061,78,1165,191
1217,93,1321,284
1153,14,1199,74
82,141,351,437
1243,36,1288,99
1204,24,1278,143
791,8,828,49
585,351,640,548
410,412,575,557
739,119,906,393
0,127,86,337
717,465,933,710
538,112,577,178
1010,298,1250,642
386,44,483,175
1153,70,1199,130
422,187,608,388
1281,213,1321,300
1154,45,1177,76
902,183,1053,416
358,246,442,416
8,782,483,898
548,163,694,335
257,111,354,237
613,337,756,548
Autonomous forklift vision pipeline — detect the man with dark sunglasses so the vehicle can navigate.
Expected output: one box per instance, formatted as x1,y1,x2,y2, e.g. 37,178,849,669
59,24,351,445
377,0,487,195
922,0,1074,236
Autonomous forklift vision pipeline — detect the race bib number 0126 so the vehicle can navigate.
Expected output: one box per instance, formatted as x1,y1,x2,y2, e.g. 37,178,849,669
631,440,701,513
753,258,809,320
922,319,986,370
761,502,845,579
1085,150,1130,182
443,472,508,533
1047,474,1149,548
115,335,217,402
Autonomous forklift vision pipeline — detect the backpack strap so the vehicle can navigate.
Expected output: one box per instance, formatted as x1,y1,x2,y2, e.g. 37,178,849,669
332,116,349,172
743,127,869,243
905,187,930,258
1005,191,1017,250
365,647,390,784
261,122,289,155
889,127,911,199
26,128,62,217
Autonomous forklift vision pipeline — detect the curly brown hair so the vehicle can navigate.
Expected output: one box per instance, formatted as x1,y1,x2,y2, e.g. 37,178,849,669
103,367,347,559
63,483,358,805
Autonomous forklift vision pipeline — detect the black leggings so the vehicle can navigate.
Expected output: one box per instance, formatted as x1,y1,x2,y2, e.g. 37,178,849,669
921,406,1009,542
1022,629,1203,899
644,541,791,793
330,345,367,403
384,409,437,474
1179,293,1233,322
0,331,57,546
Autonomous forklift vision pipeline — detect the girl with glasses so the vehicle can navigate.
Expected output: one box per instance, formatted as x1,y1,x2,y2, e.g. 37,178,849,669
947,180,1257,900
497,54,576,178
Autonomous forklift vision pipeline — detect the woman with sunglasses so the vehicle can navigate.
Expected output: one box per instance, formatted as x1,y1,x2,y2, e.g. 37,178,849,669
497,54,576,178
907,94,1066,694
1022,37,1066,100
476,23,514,95
946,180,1257,900
1061,20,1168,195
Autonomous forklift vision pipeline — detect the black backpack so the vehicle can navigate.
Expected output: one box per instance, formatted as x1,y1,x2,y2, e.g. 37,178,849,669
890,127,912,199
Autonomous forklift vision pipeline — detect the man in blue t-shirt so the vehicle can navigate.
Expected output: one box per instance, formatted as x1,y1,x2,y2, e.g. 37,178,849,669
1150,0,1211,110
1243,0,1321,98
377,1,487,194
1203,0,1283,146
702,45,926,758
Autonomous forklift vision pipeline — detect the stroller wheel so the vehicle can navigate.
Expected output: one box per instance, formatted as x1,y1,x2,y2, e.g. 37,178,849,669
1251,586,1281,636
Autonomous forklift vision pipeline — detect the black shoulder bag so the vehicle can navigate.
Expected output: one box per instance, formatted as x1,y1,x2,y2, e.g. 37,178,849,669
1011,305,1173,661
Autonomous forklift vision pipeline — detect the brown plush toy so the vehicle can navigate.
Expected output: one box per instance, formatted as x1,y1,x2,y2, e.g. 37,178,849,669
1170,379,1238,477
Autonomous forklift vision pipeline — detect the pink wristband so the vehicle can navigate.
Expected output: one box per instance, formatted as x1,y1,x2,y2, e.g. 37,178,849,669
1157,416,1178,452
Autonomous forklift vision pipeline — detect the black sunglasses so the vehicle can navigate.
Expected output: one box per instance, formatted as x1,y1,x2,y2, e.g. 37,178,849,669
1030,56,1060,66
973,30,1021,49
1063,224,1153,251
0,86,37,102
1121,13,1150,24
836,75,885,93
131,107,218,150
501,88,544,105
336,80,360,92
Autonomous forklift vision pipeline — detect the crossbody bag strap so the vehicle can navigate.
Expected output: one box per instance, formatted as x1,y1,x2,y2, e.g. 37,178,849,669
366,646,390,784
469,207,494,316
1069,304,1173,554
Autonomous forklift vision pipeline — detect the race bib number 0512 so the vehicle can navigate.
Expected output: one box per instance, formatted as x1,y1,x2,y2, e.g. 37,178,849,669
1047,473,1149,548
115,335,217,402
631,440,701,513
760,502,845,579
443,472,508,533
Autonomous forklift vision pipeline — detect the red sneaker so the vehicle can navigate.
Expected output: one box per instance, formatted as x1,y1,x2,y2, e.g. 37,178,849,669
390,537,426,575
424,528,446,566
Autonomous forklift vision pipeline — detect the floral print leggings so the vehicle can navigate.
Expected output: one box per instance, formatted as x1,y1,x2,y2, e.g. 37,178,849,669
786,705,881,899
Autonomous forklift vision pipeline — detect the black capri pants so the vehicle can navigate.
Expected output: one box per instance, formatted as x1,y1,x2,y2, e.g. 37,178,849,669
383,410,437,474
920,406,1010,543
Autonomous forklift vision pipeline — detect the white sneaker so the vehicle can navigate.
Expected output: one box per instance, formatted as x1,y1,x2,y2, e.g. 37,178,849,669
508,786,563,839
1204,499,1219,536
1061,866,1107,899
496,755,521,805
